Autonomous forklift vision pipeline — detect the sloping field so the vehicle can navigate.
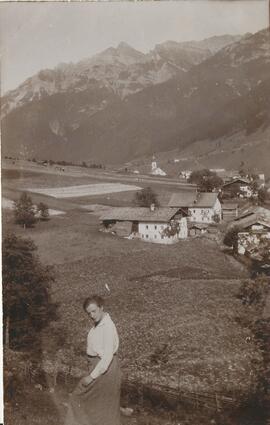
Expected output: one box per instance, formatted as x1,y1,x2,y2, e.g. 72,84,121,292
27,183,142,198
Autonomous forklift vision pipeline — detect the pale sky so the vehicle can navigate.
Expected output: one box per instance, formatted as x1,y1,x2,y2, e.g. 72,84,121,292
0,1,268,94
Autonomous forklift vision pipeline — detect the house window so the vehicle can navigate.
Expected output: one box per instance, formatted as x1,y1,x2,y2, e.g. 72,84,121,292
146,234,149,238
146,225,149,229
154,225,157,230
142,235,144,238
154,235,157,239
161,235,164,239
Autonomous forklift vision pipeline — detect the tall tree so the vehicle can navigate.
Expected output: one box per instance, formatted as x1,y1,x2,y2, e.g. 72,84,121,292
188,169,223,192
13,192,36,228
2,233,57,349
223,226,241,253
134,187,159,207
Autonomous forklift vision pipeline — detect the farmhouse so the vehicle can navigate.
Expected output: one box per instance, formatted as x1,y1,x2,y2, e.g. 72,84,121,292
169,190,222,224
222,178,252,198
100,205,188,244
232,207,270,255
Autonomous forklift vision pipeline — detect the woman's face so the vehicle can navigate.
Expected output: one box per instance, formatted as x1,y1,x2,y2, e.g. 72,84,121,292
86,303,104,324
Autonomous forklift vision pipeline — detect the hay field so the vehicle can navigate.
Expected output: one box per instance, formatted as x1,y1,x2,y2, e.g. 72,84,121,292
27,183,142,198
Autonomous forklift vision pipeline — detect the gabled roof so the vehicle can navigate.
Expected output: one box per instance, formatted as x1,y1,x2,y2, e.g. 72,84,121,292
169,190,197,207
222,178,250,187
100,207,181,223
235,206,270,221
232,206,270,230
239,218,270,230
222,203,238,210
188,222,209,229
169,191,218,208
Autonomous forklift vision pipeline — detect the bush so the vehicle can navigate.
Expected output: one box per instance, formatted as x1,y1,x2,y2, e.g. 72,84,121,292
37,202,50,221
237,277,270,306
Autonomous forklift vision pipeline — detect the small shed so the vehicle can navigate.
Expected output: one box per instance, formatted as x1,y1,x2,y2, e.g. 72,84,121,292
222,202,239,221
188,223,208,237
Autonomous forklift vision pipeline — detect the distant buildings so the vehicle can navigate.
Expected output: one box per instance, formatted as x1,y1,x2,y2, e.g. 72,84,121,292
151,158,166,176
179,170,192,180
100,205,188,244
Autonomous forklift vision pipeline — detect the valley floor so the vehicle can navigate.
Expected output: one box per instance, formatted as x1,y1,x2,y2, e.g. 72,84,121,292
2,164,265,424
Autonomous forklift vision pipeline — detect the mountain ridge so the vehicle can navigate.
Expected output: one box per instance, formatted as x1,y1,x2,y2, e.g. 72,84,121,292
1,33,243,116
1,29,269,171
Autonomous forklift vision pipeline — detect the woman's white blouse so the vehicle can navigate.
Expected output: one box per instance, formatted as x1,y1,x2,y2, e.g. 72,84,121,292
87,313,119,380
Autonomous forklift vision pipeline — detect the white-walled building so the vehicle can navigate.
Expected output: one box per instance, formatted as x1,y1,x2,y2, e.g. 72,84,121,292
151,158,166,176
100,206,187,244
169,190,222,223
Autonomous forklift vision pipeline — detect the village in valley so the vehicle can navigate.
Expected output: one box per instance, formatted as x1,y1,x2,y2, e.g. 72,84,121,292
2,149,270,425
3,155,270,263
92,156,269,270
1,3,270,425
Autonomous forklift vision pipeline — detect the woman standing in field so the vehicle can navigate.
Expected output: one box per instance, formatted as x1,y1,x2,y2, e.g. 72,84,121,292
65,295,121,425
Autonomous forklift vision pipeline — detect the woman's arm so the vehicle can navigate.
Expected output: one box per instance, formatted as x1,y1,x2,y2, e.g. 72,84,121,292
89,324,115,380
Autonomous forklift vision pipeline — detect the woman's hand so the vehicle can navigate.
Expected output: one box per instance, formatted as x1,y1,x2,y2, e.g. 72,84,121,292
80,375,94,387
75,375,94,393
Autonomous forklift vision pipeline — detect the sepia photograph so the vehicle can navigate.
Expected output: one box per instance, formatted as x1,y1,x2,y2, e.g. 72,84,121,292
1,1,270,424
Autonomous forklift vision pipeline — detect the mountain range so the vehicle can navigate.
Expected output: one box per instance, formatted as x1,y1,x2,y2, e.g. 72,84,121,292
1,30,270,172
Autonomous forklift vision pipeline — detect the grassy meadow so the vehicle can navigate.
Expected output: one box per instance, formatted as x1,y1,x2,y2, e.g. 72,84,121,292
2,163,262,424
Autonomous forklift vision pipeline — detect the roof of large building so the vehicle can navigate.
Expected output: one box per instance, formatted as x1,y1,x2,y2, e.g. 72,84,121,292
222,178,250,187
232,206,270,230
235,206,270,221
169,191,218,208
100,207,181,223
222,203,239,210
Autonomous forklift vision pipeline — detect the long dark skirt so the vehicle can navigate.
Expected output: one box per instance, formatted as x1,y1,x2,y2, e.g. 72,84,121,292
65,356,121,425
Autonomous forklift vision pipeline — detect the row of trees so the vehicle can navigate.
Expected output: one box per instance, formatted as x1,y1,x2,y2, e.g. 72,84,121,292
14,192,49,228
